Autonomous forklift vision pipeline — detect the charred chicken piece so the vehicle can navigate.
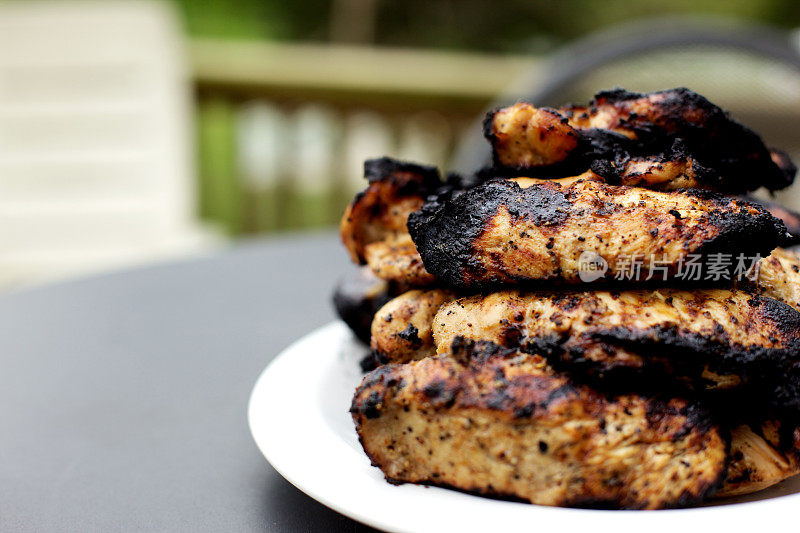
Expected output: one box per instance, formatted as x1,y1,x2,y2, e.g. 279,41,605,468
332,266,400,344
340,157,440,286
370,288,457,365
590,139,719,190
755,247,800,311
432,289,800,412
408,177,786,290
351,339,727,509
361,234,434,286
744,197,800,246
770,148,798,186
718,417,800,497
485,88,795,192
484,104,579,168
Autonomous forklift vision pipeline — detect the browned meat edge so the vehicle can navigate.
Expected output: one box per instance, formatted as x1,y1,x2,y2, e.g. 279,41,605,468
483,87,795,193
408,179,786,290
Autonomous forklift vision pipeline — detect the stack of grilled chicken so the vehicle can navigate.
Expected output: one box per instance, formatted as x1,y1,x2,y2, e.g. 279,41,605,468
334,88,800,509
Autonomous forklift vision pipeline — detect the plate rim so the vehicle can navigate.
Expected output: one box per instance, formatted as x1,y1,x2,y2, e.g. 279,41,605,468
248,321,800,533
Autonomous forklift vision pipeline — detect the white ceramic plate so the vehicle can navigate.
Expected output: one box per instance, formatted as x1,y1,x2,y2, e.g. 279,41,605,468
248,321,800,533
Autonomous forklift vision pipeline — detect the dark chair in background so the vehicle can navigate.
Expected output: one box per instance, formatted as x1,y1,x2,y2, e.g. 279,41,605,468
451,17,800,208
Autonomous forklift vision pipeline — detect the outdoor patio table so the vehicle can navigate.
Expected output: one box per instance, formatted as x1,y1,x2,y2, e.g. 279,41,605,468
1,231,374,531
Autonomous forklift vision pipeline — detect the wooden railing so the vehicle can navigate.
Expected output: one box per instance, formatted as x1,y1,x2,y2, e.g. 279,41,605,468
189,39,541,234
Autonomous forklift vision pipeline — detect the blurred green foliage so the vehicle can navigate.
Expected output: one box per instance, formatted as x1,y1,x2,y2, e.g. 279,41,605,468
170,0,800,52
170,0,326,41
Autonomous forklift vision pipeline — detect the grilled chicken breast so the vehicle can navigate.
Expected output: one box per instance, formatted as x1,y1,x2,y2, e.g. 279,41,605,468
745,199,800,246
485,88,795,192
485,104,579,168
769,148,798,187
340,157,440,286
719,419,800,497
433,289,800,411
359,250,800,376
333,266,396,343
408,177,785,290
357,248,800,366
370,288,457,365
756,248,800,310
351,339,727,509
341,88,800,509
361,234,434,286
601,148,710,190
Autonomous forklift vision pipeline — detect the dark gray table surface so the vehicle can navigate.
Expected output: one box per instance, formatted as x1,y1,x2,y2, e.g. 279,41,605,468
1,231,377,532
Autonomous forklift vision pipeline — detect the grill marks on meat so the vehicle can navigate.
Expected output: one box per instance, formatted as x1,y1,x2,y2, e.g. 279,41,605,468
351,340,727,509
432,289,800,412
408,178,785,290
370,288,457,364
340,157,440,285
484,88,795,192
